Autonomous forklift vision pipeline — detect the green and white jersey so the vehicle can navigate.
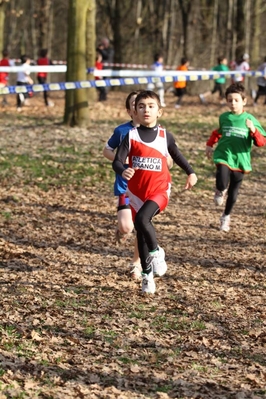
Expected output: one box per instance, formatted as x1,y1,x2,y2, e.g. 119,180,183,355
214,111,266,172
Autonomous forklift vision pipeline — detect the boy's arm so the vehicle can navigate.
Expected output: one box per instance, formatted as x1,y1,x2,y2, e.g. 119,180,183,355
103,127,121,161
206,129,222,147
246,118,266,147
112,134,130,176
103,145,115,161
250,129,266,147
206,129,222,158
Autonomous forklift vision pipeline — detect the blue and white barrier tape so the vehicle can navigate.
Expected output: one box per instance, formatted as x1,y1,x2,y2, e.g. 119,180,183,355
0,71,264,96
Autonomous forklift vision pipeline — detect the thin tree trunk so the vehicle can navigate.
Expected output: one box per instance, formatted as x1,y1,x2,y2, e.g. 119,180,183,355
86,0,96,102
232,0,237,61
245,0,251,55
226,0,234,62
210,0,218,66
39,0,52,50
235,0,245,60
134,0,142,61
30,0,37,60
251,0,261,66
0,0,7,53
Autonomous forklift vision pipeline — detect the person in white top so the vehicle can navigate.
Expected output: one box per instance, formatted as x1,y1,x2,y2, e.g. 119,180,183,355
253,56,266,105
147,53,166,107
16,55,34,111
232,53,250,83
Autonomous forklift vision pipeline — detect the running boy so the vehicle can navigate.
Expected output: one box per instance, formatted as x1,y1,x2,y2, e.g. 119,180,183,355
173,57,189,109
103,91,142,279
112,90,197,294
206,83,266,232
199,56,229,104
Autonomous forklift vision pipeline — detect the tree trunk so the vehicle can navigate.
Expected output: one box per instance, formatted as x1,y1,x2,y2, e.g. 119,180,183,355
210,0,218,66
0,0,7,53
86,0,96,102
245,0,251,56
226,0,234,62
39,0,52,50
235,0,245,60
30,0,37,60
64,0,91,127
251,0,261,67
178,0,199,62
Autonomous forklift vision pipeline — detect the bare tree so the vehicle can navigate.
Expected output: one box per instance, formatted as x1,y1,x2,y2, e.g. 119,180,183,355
235,0,245,60
86,0,96,102
178,0,200,61
251,0,262,66
210,0,218,66
0,0,8,53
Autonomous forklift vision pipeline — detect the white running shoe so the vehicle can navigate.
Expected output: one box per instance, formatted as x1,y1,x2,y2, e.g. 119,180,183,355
129,263,142,280
220,214,230,232
214,189,227,206
199,94,206,104
142,272,156,294
150,246,167,277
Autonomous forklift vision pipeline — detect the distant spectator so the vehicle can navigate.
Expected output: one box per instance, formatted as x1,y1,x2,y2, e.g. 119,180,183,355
16,55,34,112
95,50,107,101
37,48,54,107
147,53,166,107
97,37,114,66
199,56,229,104
253,56,266,106
231,53,250,83
0,49,11,105
173,57,189,109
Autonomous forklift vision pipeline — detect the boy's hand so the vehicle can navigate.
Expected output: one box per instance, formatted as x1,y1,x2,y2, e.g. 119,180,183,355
246,119,255,133
206,145,213,159
122,167,137,181
184,173,197,190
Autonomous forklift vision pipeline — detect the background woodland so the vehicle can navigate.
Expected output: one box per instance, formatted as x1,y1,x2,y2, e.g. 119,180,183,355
0,0,265,69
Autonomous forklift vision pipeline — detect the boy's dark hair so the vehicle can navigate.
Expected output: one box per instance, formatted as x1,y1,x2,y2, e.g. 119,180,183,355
125,90,142,110
134,90,161,109
217,56,225,64
20,54,30,64
181,57,188,65
2,49,8,58
40,48,48,58
225,83,246,100
154,53,162,62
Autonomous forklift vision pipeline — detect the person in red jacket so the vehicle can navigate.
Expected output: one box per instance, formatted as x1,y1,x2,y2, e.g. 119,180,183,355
37,48,54,107
0,49,11,105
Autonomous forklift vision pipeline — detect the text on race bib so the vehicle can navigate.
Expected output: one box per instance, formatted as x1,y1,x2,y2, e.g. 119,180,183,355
132,156,162,171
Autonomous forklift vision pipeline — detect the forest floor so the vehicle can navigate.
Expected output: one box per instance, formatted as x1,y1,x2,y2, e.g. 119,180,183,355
0,89,265,399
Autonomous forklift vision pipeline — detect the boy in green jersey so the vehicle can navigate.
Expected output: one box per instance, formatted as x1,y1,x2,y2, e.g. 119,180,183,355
199,56,229,104
206,83,266,232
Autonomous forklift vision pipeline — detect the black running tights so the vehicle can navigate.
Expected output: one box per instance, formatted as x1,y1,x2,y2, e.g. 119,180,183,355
216,164,244,215
134,200,160,273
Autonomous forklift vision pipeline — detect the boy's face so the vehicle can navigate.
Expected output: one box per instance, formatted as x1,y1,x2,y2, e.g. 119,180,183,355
134,97,162,127
226,93,246,115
